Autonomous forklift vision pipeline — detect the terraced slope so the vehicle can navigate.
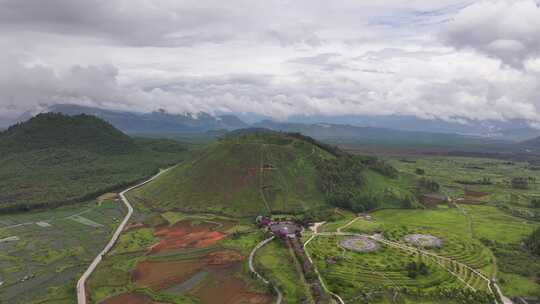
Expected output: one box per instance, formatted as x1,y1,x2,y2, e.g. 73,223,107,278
129,132,333,217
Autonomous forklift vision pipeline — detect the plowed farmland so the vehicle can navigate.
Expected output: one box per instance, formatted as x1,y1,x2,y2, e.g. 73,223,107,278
87,217,272,304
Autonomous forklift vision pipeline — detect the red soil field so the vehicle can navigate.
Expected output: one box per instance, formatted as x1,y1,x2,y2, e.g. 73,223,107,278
133,259,205,290
465,189,490,198
132,248,271,303
149,221,226,254
101,292,156,304
129,220,271,304
192,276,272,304
132,249,245,290
205,249,244,265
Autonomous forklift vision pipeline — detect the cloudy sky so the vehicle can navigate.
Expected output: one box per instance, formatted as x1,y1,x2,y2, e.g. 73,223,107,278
1,0,540,124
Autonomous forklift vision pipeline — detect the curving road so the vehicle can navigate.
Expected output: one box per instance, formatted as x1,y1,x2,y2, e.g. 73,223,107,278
248,236,283,304
76,167,173,304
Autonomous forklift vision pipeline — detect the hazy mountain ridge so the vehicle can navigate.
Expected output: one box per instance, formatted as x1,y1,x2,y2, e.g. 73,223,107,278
286,114,540,141
16,104,539,142
253,120,511,148
45,104,248,135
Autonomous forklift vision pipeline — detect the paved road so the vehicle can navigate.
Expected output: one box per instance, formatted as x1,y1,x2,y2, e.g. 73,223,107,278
248,236,283,304
76,167,173,304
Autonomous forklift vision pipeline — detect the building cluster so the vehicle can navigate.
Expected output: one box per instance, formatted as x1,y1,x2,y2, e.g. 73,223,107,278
255,215,302,240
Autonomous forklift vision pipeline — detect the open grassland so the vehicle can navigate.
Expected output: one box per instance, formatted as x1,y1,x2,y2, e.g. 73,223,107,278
88,215,273,304
0,199,122,303
463,204,537,244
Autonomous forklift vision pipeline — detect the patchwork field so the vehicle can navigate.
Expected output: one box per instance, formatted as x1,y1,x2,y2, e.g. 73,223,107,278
0,199,123,303
388,156,540,218
87,213,274,304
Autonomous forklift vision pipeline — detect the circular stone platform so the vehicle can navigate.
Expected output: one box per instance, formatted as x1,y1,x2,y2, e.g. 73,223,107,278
403,234,443,248
339,236,380,253
269,222,302,237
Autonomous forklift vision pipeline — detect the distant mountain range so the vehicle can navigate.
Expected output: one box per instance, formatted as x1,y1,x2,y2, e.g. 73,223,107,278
253,120,510,148
39,104,249,135
9,104,540,151
285,114,540,142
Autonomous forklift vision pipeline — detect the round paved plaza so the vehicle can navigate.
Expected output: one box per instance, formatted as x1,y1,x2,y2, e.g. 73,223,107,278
403,234,443,248
339,236,380,253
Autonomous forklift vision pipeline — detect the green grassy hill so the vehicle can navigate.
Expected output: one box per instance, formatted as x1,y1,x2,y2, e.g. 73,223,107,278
129,130,415,217
0,113,191,212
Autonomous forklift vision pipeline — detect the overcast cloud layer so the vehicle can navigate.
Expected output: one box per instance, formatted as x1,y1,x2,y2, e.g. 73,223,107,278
1,0,540,125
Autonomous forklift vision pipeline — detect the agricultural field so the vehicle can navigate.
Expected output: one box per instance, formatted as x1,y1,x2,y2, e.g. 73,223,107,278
297,156,540,303
0,198,123,303
388,156,540,218
356,155,540,300
87,212,274,304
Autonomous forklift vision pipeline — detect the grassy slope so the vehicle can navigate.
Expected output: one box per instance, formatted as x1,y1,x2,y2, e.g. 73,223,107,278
0,140,191,211
361,169,417,208
0,113,195,211
129,133,333,217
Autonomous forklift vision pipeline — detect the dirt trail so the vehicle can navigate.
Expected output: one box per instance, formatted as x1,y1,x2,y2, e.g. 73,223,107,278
259,145,272,214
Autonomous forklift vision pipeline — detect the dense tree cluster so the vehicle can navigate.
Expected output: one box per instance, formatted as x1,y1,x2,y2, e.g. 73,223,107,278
406,261,429,278
511,177,529,189
418,177,440,192
455,177,492,185
525,227,540,256
286,132,344,157
316,156,379,212
316,154,407,212
369,160,399,178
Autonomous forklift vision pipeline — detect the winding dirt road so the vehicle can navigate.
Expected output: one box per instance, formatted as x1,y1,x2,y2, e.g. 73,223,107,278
76,167,173,304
